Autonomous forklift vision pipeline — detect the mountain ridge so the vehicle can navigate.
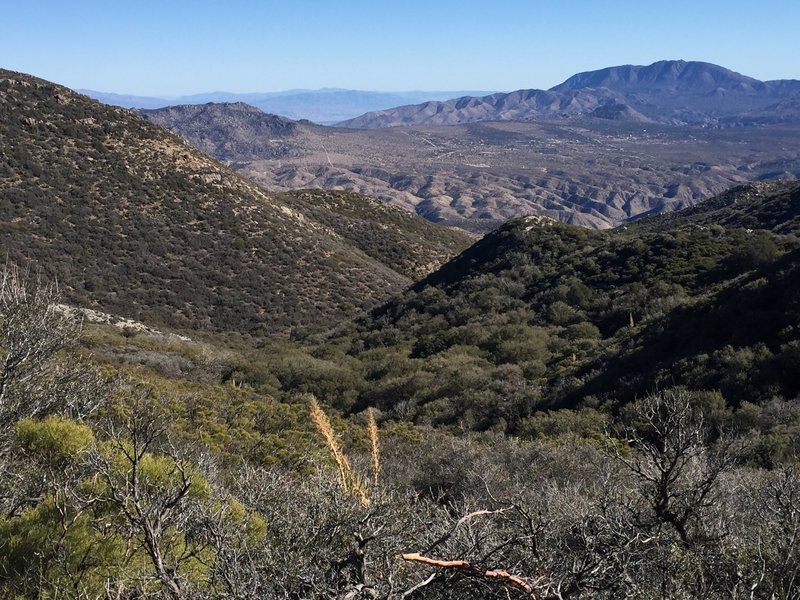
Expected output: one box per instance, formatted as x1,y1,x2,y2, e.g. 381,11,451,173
338,60,800,128
550,60,767,93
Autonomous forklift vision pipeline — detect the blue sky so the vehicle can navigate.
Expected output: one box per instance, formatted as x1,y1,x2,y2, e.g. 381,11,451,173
3,0,799,95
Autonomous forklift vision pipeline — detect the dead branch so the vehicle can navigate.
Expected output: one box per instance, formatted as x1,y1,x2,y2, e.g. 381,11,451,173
402,552,538,598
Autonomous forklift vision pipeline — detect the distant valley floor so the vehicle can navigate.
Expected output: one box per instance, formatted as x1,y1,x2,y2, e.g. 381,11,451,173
142,105,800,232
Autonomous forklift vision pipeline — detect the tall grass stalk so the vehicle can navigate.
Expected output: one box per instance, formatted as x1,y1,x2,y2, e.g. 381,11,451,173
309,396,370,506
367,408,380,488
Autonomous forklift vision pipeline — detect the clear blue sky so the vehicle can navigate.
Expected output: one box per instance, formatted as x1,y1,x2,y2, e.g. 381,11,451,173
3,0,799,96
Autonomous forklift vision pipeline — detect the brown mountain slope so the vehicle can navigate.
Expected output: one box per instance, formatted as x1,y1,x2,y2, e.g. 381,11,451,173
337,88,627,129
0,69,469,335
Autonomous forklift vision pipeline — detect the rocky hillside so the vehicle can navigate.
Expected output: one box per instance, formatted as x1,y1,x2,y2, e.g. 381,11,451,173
339,60,800,129
278,189,473,280
632,180,800,235
0,69,470,335
139,102,309,160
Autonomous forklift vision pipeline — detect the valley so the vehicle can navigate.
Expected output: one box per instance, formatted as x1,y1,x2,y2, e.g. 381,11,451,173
143,105,800,232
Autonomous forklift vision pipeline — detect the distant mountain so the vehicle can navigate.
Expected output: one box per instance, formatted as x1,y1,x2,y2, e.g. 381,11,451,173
139,102,315,160
338,60,800,128
0,69,471,335
720,98,800,127
82,88,496,124
551,60,767,94
75,90,174,110
250,90,496,124
339,88,629,128
553,60,800,123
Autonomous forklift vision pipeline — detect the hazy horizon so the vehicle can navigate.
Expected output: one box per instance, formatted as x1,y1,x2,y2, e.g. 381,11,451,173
75,87,504,99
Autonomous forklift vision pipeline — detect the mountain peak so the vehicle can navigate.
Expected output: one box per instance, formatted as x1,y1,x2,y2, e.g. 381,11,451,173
339,59,799,129
550,60,763,94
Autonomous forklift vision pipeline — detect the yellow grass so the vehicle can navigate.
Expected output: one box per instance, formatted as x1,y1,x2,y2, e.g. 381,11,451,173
309,396,370,506
367,408,381,488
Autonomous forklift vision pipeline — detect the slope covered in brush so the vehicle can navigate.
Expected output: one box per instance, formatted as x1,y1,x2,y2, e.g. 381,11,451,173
279,189,473,280
295,183,800,429
0,69,469,335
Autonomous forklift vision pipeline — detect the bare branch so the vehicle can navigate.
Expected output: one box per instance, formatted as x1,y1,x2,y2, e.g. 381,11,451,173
402,552,539,598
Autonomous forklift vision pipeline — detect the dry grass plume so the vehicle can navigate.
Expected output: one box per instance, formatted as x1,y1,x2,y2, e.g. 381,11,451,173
367,407,381,488
309,396,370,506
